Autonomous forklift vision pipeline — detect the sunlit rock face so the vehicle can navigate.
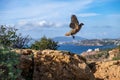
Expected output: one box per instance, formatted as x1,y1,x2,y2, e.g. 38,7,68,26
33,50,95,80
16,48,120,80
91,60,120,80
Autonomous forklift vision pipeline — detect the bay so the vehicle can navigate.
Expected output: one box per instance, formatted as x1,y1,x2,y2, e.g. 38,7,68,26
58,44,116,54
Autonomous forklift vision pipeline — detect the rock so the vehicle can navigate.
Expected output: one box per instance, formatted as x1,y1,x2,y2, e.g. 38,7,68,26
108,49,119,60
19,51,34,80
17,49,95,80
90,60,120,80
12,49,37,55
33,50,95,80
81,51,98,57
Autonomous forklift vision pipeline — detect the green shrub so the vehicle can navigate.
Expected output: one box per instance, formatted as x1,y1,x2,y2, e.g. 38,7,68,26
112,57,120,60
0,25,31,49
86,50,109,60
31,36,59,50
112,51,120,60
0,45,21,80
0,25,17,47
117,45,120,51
112,46,120,60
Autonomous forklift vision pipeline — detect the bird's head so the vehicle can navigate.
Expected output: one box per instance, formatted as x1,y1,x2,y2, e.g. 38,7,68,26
80,23,84,26
80,23,84,25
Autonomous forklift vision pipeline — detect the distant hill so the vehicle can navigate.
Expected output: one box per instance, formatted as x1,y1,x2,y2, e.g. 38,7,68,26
53,36,86,42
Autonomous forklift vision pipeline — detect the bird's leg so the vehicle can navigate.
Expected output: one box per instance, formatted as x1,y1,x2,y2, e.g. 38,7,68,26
72,35,75,39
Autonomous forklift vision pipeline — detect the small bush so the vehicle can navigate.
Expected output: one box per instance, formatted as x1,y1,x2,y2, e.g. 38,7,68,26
0,25,31,49
85,50,109,60
31,36,59,50
112,52,120,60
112,45,120,60
0,45,21,80
112,57,120,60
0,25,17,47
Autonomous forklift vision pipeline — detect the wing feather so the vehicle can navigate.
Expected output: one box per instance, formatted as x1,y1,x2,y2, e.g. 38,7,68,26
69,23,75,29
71,15,79,25
69,15,79,29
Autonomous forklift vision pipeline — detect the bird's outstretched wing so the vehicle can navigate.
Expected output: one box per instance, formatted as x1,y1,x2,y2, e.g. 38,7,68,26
69,15,79,29
71,15,79,25
69,23,75,29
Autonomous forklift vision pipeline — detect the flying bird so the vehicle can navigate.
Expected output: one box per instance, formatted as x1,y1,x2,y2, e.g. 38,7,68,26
65,15,84,39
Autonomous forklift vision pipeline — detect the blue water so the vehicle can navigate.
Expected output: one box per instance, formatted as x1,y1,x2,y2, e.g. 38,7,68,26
58,44,116,54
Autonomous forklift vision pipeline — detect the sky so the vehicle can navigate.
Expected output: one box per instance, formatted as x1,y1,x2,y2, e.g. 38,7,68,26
0,0,120,39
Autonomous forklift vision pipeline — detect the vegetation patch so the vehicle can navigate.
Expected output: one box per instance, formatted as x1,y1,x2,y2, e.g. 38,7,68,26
31,36,59,50
85,51,109,61
0,45,21,80
112,45,120,60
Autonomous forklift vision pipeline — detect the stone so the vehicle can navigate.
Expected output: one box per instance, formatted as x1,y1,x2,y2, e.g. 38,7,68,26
33,50,95,80
90,60,120,80
108,49,119,60
17,49,95,80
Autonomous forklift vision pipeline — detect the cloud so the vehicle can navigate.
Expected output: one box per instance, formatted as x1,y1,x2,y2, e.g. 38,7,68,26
78,13,100,17
92,25,112,29
15,20,64,30
15,20,68,39
107,14,120,18
0,0,95,23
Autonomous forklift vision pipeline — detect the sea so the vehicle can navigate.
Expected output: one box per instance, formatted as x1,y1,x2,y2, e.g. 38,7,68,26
58,44,116,54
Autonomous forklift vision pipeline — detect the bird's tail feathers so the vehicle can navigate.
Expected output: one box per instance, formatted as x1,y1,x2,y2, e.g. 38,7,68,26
65,32,71,36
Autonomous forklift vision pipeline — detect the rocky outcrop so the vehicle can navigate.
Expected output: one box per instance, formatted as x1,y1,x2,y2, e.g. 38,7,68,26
108,49,119,60
33,50,95,80
89,60,120,80
19,49,95,80
16,49,120,80
19,50,34,80
81,48,120,62
82,48,120,80
81,51,99,56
